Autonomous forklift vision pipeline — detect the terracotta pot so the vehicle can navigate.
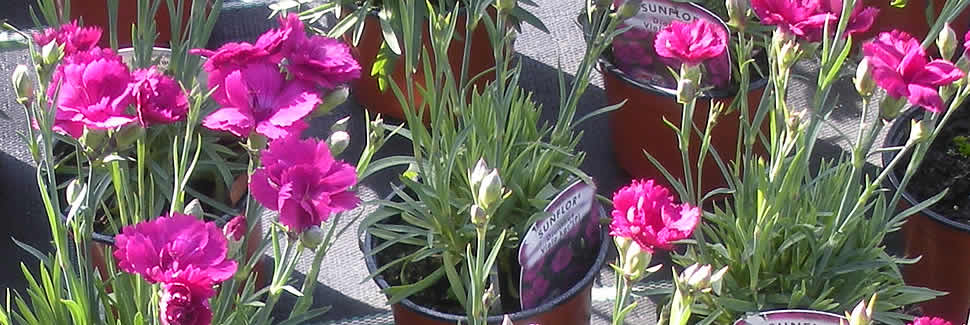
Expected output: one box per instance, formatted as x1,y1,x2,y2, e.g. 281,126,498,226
601,55,768,195
883,108,970,324
71,0,194,47
347,9,496,122
860,0,970,44
361,220,609,325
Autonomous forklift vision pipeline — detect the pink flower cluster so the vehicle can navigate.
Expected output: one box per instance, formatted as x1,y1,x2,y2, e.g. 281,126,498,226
863,30,964,113
250,136,359,233
193,14,361,140
38,22,188,139
751,0,878,42
610,179,700,253
908,317,951,325
654,20,726,66
114,213,238,325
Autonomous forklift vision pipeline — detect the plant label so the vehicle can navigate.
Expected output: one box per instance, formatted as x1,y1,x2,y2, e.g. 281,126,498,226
733,310,847,325
518,180,602,309
610,0,731,93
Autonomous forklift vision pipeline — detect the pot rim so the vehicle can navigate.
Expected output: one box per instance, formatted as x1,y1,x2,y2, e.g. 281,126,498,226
360,203,611,323
732,309,846,325
598,50,769,100
881,107,970,233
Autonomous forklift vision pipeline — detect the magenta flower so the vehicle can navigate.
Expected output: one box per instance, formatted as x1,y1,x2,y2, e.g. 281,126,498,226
803,0,879,41
286,35,361,89
255,13,307,62
191,42,272,104
250,136,359,233
132,67,188,126
964,30,970,56
159,269,216,325
113,213,238,285
610,179,700,253
201,62,321,139
863,30,964,113
33,21,101,55
654,20,727,66
751,0,835,39
223,215,247,242
49,48,135,138
908,317,952,325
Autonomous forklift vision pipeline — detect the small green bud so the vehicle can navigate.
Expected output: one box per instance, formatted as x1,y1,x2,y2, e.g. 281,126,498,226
726,0,749,31
300,226,326,248
497,0,516,13
331,116,352,133
368,115,386,144
470,205,488,226
676,64,701,104
12,64,33,105
907,119,929,145
617,0,642,20
478,169,503,208
327,131,350,156
40,41,62,66
938,24,958,61
621,241,651,281
66,179,84,204
854,59,875,98
844,294,875,325
469,158,489,193
183,198,205,219
313,87,349,118
779,40,800,69
879,96,906,121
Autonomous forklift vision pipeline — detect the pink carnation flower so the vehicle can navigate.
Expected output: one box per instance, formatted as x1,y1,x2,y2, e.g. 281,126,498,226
159,269,216,325
255,13,307,62
250,136,359,233
609,179,700,253
33,21,101,55
113,213,238,285
49,48,135,138
223,215,247,241
801,0,878,42
908,317,952,325
654,20,727,66
191,42,272,104
751,0,835,39
132,67,189,126
201,62,321,139
964,30,970,56
287,35,361,89
863,30,964,113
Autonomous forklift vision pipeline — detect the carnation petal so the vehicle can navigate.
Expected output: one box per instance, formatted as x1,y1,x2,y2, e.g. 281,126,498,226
202,107,254,137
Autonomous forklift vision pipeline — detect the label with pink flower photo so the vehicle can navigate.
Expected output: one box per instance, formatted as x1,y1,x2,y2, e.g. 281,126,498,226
611,0,731,93
518,180,602,309
732,310,846,325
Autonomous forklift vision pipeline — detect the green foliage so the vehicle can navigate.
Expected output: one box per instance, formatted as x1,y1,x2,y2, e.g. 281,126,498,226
950,135,970,158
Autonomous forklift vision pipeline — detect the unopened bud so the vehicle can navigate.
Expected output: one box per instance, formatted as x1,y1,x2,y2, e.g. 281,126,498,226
679,264,727,293
938,24,958,61
327,131,350,156
779,40,800,69
676,64,701,104
879,96,906,121
469,158,489,192
478,169,504,208
223,215,247,242
183,198,205,219
66,179,84,204
497,0,516,13
12,65,33,105
907,119,929,145
470,204,488,226
621,241,651,281
502,315,514,325
368,115,386,144
854,59,875,97
313,88,349,117
617,0,642,20
726,0,749,31
300,226,326,248
40,41,62,66
331,116,351,133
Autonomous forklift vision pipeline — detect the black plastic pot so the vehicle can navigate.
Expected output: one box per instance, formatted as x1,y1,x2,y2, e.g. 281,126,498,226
361,205,610,325
882,107,970,324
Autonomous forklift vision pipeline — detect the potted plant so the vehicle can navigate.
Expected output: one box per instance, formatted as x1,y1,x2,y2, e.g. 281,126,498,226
34,0,200,48
296,0,547,121
355,0,628,323
883,103,970,321
1,0,399,323
606,0,969,323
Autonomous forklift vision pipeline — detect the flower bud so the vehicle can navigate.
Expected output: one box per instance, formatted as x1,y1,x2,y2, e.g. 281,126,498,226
617,0,642,20
368,115,386,145
223,215,247,242
679,264,728,293
779,40,800,69
114,125,145,151
621,241,652,281
183,198,205,219
313,87,349,118
726,0,749,31
614,236,633,257
327,131,350,156
470,204,488,226
854,59,875,98
12,64,33,105
502,315,514,325
40,41,62,66
845,297,872,325
879,96,906,121
66,179,84,204
478,169,504,208
676,64,701,104
469,158,489,192
331,116,352,133
300,225,326,248
938,24,958,61
497,0,516,13
907,119,929,145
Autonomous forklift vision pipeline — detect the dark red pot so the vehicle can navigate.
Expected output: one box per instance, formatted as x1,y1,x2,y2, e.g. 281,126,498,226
347,10,496,122
883,108,970,324
71,0,194,47
361,219,609,325
860,0,970,45
601,55,767,195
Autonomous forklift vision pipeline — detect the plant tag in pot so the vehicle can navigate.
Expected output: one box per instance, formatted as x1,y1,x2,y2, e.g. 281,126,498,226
733,310,846,325
611,0,731,93
518,180,602,309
